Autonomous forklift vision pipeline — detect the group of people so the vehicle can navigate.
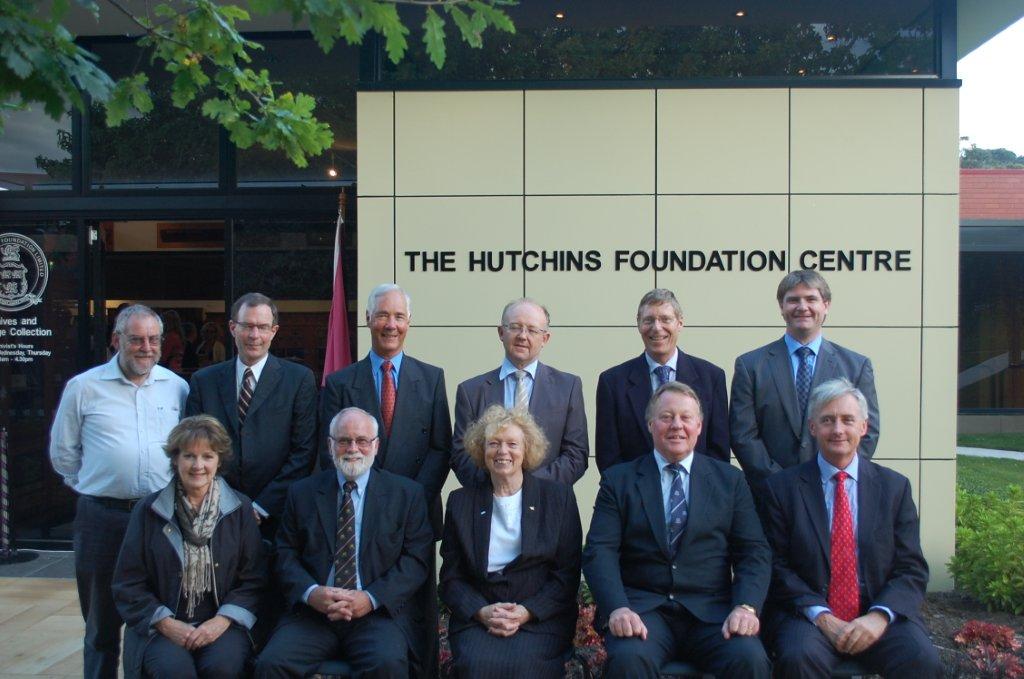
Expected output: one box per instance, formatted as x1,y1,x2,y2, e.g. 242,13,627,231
48,270,939,679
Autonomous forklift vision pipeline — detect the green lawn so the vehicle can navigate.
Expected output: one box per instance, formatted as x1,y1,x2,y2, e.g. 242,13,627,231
957,432,1024,452
957,455,1024,496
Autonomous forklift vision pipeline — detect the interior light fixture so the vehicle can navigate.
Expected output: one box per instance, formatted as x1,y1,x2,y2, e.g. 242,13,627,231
734,10,746,17
797,68,807,76
327,168,339,178
826,34,837,42
554,11,566,20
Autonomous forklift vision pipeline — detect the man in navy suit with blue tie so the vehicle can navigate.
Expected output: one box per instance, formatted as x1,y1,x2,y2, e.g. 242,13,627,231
596,289,730,472
584,381,771,678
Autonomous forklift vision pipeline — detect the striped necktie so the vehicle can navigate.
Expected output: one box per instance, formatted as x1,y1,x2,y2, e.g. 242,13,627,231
333,480,358,589
238,367,255,426
666,463,689,553
514,369,530,410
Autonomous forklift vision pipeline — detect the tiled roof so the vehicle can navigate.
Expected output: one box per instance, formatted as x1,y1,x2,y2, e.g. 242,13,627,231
961,169,1024,220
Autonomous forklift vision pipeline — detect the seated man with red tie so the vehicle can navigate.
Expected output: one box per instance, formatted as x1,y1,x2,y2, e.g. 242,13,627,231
763,378,939,679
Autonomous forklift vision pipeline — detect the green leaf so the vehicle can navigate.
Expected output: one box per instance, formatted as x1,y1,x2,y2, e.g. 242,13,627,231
1,44,33,78
448,6,482,48
422,7,446,69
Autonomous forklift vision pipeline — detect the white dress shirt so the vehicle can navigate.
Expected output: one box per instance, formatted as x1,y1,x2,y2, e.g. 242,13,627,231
499,358,538,409
234,354,270,397
49,356,189,499
645,352,678,392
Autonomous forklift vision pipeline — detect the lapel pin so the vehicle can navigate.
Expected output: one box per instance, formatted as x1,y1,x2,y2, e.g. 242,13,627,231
529,506,535,511
480,510,486,515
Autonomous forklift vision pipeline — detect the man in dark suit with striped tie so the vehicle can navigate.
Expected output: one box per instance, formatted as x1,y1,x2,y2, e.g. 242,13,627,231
186,292,317,539
583,382,771,679
255,407,433,678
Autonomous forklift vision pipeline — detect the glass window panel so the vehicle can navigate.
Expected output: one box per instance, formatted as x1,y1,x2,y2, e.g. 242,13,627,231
959,228,1024,410
87,41,218,189
0,221,80,543
232,215,355,383
382,0,936,82
0,109,71,191
236,38,357,187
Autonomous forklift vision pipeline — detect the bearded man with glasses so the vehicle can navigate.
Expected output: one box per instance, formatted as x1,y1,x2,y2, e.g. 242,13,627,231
451,297,589,487
50,304,189,679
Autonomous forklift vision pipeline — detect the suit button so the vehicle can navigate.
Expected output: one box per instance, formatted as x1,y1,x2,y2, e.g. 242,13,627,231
672,564,677,570
668,594,674,600
214,563,219,568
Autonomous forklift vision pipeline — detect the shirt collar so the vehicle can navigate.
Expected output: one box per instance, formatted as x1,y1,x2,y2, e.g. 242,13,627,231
369,350,404,375
236,353,270,380
653,449,694,475
644,350,678,374
336,466,371,497
783,333,824,357
499,357,539,381
817,452,859,483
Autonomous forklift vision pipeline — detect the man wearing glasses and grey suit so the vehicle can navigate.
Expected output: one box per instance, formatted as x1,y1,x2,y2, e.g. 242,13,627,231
451,298,589,487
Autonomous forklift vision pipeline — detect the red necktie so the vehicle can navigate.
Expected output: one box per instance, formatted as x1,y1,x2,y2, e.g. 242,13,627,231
380,360,396,437
828,470,860,621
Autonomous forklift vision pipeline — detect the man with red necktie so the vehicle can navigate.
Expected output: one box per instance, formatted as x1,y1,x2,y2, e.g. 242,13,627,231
763,378,939,678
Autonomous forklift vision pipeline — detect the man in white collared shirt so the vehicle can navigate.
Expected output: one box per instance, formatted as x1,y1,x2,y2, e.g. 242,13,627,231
452,298,589,486
50,304,188,679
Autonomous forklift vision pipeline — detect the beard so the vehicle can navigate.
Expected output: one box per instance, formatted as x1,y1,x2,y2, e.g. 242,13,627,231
335,453,373,479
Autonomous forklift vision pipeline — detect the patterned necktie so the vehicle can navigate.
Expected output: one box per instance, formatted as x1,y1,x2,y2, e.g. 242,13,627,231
666,463,689,554
380,360,396,437
514,369,530,410
654,365,672,387
333,480,358,589
238,367,255,426
795,346,813,417
828,470,860,621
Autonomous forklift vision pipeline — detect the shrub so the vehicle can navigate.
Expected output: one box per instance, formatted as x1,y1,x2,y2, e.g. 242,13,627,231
953,620,1024,678
949,486,1024,614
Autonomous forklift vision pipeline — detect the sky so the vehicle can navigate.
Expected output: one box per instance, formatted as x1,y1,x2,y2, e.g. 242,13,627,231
958,15,1024,156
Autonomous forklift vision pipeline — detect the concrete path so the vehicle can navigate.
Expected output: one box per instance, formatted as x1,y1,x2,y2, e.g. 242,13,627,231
957,446,1024,461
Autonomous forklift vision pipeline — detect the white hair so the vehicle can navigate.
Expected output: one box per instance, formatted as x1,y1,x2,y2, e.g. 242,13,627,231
808,378,869,421
366,283,411,317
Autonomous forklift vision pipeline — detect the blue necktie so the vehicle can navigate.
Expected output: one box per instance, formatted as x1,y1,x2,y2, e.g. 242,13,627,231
654,365,672,387
795,346,813,418
666,463,689,553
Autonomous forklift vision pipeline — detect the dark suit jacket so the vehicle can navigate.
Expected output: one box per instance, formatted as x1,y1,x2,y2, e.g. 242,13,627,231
275,468,433,653
730,337,880,489
319,354,452,537
582,453,770,629
439,474,582,642
763,458,929,627
451,362,589,487
595,349,730,471
185,354,317,519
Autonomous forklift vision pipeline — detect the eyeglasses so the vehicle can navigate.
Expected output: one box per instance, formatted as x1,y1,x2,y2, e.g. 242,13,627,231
639,315,679,328
503,323,548,337
329,435,379,448
233,321,275,334
124,334,162,347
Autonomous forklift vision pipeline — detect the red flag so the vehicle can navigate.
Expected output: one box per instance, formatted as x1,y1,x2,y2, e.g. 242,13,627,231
322,192,352,385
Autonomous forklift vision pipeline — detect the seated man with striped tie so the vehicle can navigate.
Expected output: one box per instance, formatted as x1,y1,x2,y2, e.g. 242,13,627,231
583,381,772,679
763,379,939,679
255,407,433,678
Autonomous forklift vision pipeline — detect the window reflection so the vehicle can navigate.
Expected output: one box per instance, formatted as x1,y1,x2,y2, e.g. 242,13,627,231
0,109,71,191
383,0,936,82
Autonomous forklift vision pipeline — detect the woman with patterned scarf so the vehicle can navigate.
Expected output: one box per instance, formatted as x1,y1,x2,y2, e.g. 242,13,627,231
113,415,266,678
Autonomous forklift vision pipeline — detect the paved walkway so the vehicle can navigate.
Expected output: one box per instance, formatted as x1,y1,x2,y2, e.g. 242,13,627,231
957,446,1024,460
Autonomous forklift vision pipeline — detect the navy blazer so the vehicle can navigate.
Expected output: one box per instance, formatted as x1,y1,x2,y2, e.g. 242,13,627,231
595,349,730,471
319,354,452,538
185,354,317,518
762,458,928,627
275,468,433,653
582,453,770,629
730,337,879,487
451,362,589,487
439,474,582,642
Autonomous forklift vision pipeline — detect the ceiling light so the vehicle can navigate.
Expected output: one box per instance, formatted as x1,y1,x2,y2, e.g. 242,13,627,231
826,34,837,42
327,168,338,178
554,11,566,20
735,10,746,17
